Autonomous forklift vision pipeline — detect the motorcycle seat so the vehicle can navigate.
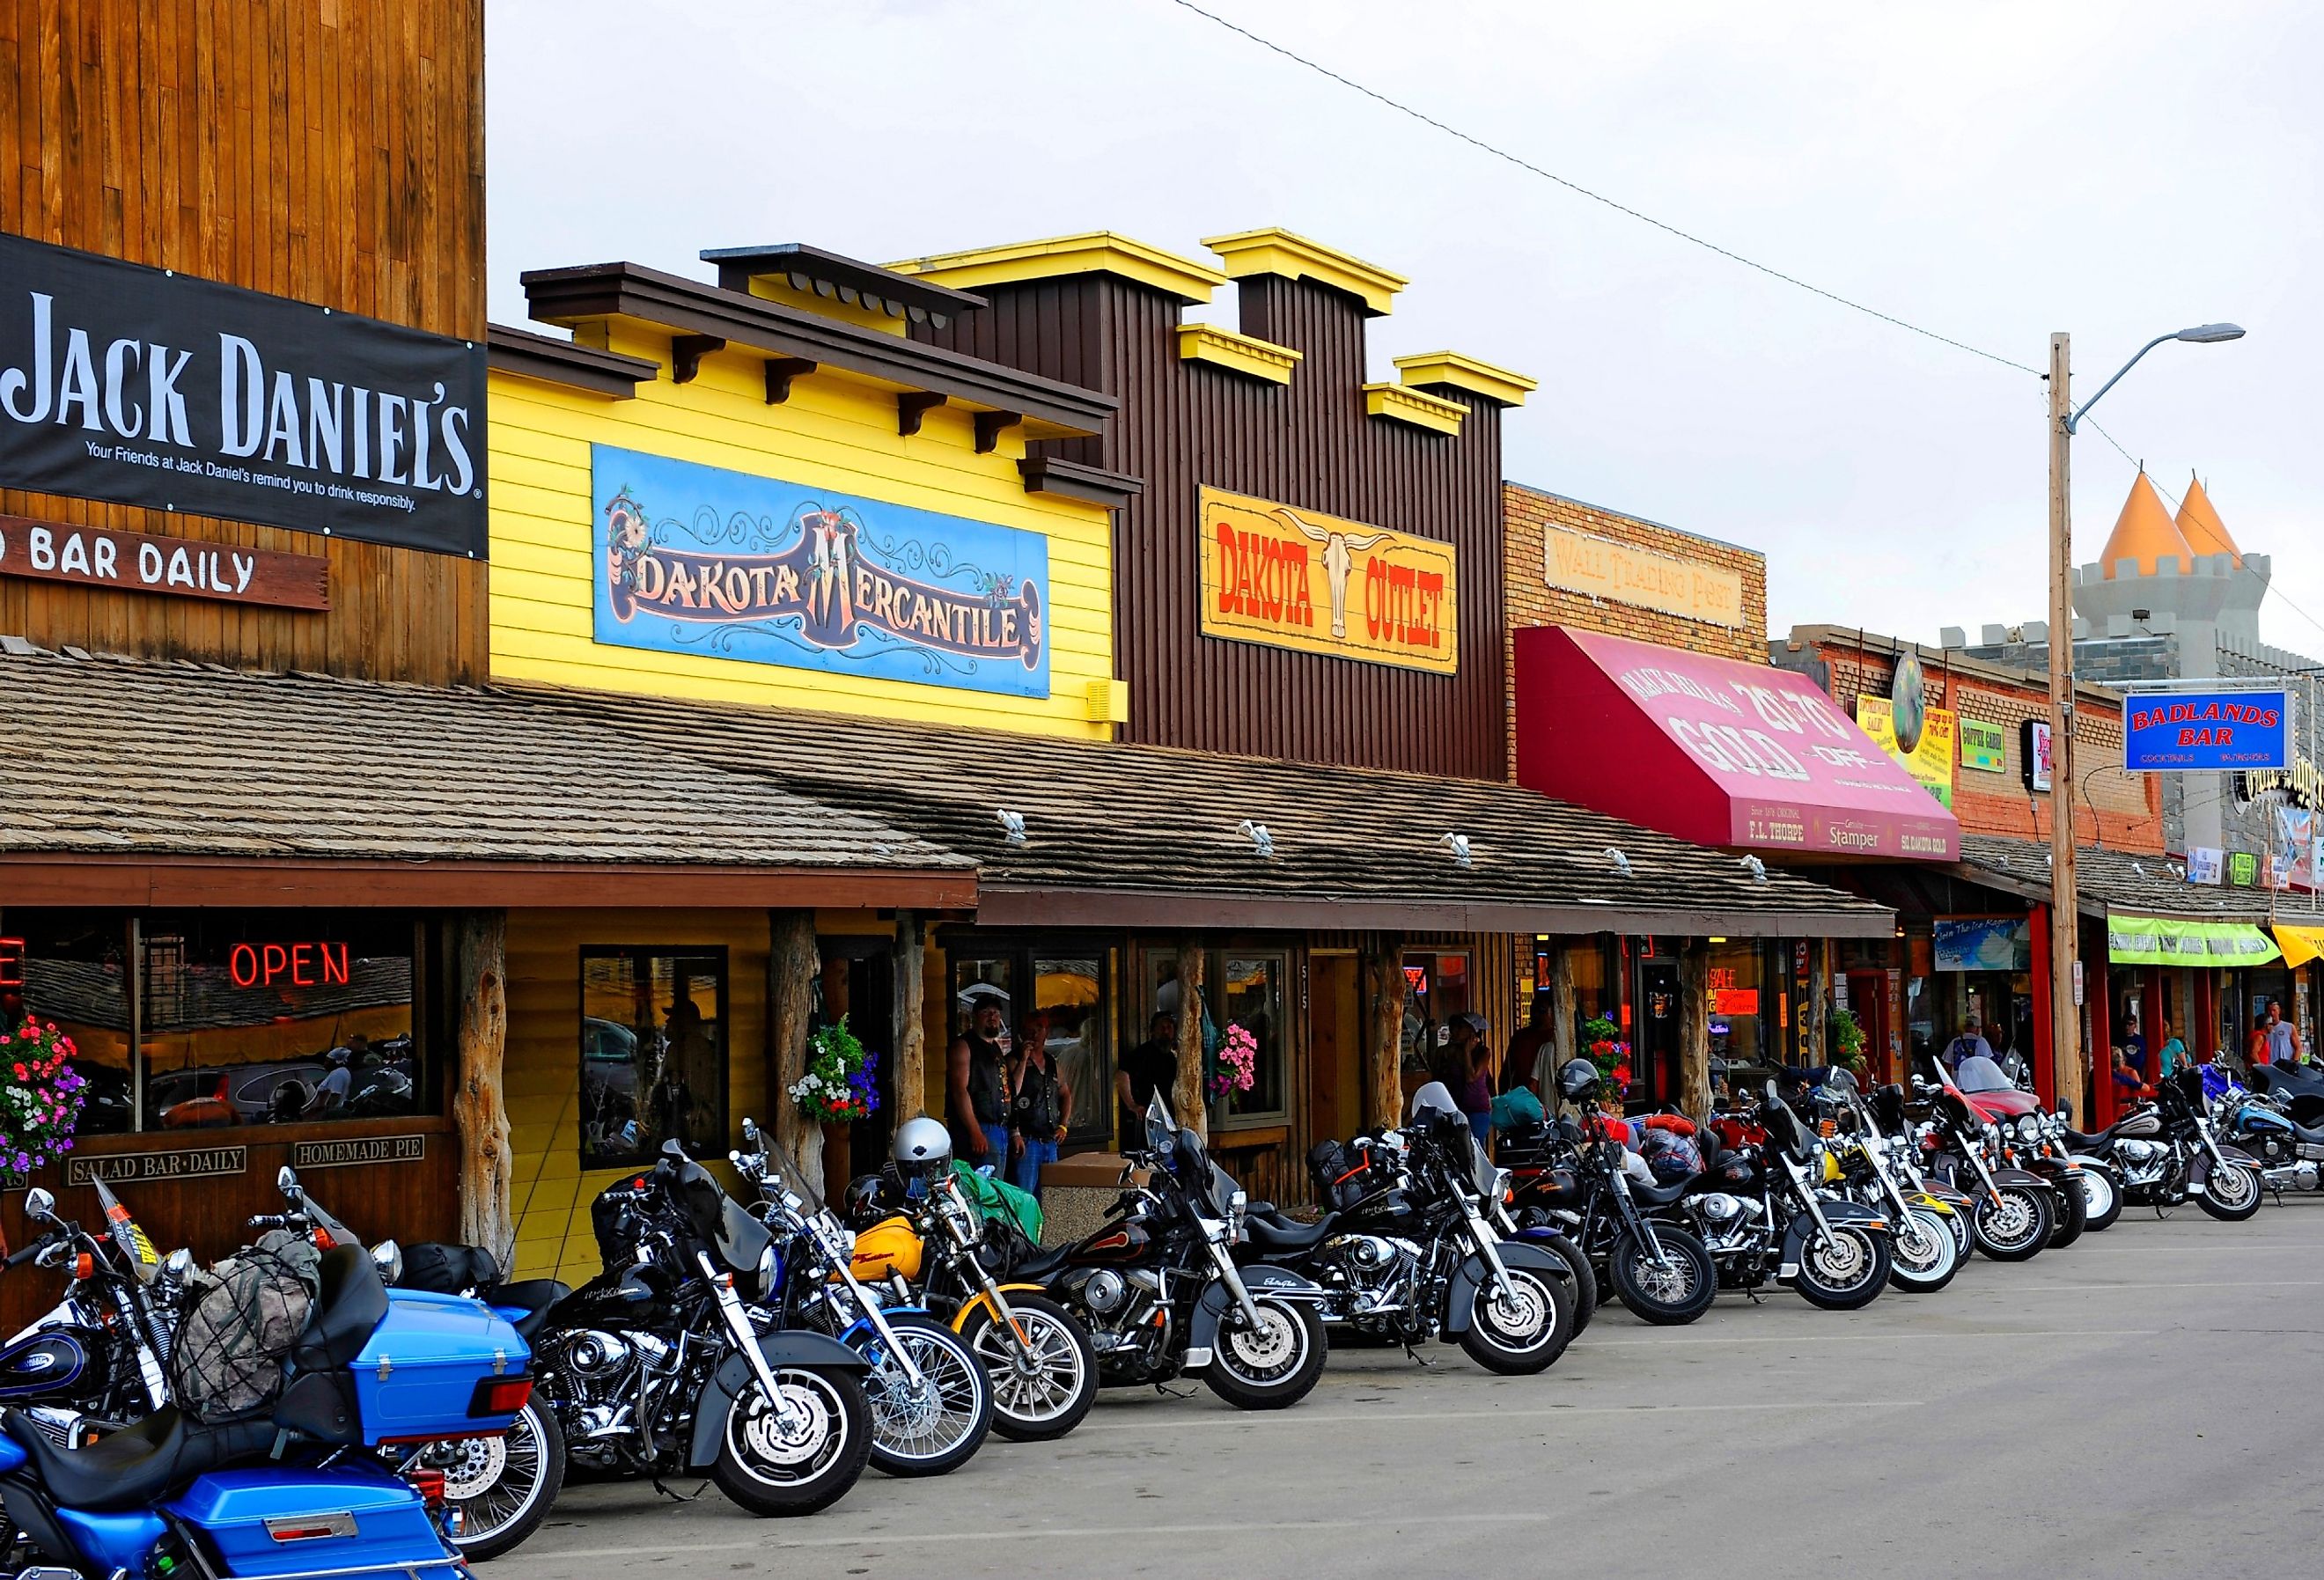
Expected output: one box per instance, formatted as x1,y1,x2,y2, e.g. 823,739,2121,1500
0,1406,274,1512
483,1278,571,1343
1629,1173,1701,1207
1011,1245,1070,1284
1243,1212,1337,1253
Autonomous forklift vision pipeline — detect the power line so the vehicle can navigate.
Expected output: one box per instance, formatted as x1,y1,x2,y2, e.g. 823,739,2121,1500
1160,0,2043,377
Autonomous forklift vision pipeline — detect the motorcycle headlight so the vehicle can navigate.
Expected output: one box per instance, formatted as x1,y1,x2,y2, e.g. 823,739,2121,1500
1229,1189,1248,1244
1983,1124,2001,1143
369,1238,403,1286
2017,1117,2041,1141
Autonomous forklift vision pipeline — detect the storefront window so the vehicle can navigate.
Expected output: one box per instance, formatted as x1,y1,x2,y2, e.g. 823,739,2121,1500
579,948,726,1168
5,913,135,1135
139,914,423,1131
952,957,1016,1056
1570,941,1610,1028
1035,957,1111,1147
1216,953,1287,1123
1706,942,1766,1084
1399,951,1472,1078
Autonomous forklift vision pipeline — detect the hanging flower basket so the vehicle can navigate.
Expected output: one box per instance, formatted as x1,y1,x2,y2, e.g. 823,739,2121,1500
1208,1024,1257,1103
788,1016,879,1126
1582,1014,1632,1094
0,1020,88,1182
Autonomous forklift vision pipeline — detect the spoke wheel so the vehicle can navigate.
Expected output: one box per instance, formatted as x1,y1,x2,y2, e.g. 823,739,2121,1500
415,1398,564,1562
861,1316,991,1478
961,1295,1097,1443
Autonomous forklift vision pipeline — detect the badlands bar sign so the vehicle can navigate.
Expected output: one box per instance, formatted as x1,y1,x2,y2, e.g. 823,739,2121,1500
1198,487,1457,675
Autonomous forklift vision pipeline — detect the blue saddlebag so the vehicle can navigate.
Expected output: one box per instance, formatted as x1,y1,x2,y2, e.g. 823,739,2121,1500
349,1288,530,1445
163,1467,458,1579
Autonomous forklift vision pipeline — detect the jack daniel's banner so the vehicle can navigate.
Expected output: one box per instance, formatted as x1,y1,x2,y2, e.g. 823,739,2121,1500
0,232,485,556
592,444,1050,698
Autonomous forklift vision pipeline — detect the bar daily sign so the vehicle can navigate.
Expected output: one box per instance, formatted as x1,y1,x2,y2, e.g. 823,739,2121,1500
592,445,1050,698
0,514,328,609
0,233,484,557
1199,487,1457,675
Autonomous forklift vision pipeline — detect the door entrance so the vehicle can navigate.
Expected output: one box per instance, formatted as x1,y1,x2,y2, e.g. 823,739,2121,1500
1636,959,1681,1110
1307,954,1363,1146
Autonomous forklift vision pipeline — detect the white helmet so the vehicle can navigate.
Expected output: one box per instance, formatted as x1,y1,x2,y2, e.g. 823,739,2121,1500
894,1116,952,1176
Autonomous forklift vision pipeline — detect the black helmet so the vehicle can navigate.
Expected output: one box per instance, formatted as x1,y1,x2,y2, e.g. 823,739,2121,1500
1557,1057,1601,1102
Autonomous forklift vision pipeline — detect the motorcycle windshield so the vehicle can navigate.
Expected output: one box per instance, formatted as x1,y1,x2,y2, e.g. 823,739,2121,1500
666,1150,774,1275
1144,1090,1180,1158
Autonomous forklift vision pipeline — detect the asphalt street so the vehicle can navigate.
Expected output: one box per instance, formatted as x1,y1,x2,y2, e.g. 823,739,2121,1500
501,1197,2324,1580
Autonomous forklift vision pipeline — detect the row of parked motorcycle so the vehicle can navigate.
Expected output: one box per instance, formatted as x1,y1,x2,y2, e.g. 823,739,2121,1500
0,1043,2298,1580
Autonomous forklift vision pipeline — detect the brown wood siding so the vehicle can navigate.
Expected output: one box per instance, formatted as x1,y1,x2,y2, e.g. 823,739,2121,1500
923,272,1508,780
0,0,486,683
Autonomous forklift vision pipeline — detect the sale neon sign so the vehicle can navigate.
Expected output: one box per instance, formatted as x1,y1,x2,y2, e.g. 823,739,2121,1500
228,942,350,989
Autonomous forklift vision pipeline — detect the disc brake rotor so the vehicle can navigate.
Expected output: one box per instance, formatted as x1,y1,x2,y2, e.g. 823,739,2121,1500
1225,1307,1296,1372
741,1382,834,1468
436,1434,508,1502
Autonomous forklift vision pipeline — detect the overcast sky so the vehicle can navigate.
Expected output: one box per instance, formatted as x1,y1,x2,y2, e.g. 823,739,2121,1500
487,0,2320,657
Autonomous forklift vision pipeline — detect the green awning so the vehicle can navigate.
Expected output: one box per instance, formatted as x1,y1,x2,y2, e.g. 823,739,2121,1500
2107,915,2282,967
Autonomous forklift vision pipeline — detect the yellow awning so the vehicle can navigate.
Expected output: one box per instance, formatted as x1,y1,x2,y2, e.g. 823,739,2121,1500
2273,923,2324,969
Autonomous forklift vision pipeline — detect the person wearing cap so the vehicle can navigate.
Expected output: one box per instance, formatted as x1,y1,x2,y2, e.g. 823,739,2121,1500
1942,1014,1995,1073
1446,1012,1495,1150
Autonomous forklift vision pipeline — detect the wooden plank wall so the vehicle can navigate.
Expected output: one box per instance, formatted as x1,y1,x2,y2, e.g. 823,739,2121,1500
0,0,487,681
925,272,1509,781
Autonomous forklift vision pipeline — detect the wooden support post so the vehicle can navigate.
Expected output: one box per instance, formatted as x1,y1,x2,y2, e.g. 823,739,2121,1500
1808,937,1830,1064
1364,934,1408,1130
1171,941,1208,1140
2085,932,2112,1130
890,912,926,1121
769,909,820,1174
2056,915,2090,1126
1678,937,1711,1120
1548,939,1578,1080
452,910,512,1267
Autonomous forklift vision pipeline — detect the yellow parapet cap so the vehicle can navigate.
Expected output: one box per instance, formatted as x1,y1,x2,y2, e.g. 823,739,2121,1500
1363,381,1464,436
1177,323,1302,385
887,232,1226,305
1391,350,1536,408
1201,227,1408,316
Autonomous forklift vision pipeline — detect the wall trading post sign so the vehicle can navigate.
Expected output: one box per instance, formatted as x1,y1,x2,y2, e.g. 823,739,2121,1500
2123,689,2291,771
0,233,484,556
592,446,1049,697
1199,487,1457,675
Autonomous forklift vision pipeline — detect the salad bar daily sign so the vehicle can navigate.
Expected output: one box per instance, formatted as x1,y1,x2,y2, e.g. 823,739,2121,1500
0,232,485,557
592,445,1051,697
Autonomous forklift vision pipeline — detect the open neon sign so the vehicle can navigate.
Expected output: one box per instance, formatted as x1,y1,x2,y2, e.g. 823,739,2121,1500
228,942,350,988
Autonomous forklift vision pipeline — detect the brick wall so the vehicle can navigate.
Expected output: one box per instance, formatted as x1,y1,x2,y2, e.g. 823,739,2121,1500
1504,482,1769,778
1813,642,2164,852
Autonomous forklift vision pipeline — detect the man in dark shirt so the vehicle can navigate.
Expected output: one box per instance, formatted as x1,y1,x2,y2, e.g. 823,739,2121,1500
947,997,1011,1168
1115,1011,1179,1144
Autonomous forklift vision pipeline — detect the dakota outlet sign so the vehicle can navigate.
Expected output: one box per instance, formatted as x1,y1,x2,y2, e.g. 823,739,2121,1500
1199,487,1458,675
0,233,485,557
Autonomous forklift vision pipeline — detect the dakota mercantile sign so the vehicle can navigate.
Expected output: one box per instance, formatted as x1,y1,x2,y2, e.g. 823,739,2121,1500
592,445,1051,697
1541,522,1745,628
1198,487,1458,674
0,232,485,556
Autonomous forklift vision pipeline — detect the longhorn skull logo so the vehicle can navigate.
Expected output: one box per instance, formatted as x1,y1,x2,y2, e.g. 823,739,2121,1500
1276,507,1390,640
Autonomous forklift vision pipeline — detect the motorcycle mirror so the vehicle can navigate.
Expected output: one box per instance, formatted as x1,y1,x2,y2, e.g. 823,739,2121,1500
23,1187,55,1222
740,1117,760,1145
276,1165,300,1199
163,1247,192,1278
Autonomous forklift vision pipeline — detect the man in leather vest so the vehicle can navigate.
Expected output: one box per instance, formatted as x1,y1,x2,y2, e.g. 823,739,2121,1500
947,996,1011,1168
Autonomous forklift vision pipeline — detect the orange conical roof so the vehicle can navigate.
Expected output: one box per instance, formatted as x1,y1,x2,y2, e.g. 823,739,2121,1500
2174,474,2241,563
2097,472,2193,578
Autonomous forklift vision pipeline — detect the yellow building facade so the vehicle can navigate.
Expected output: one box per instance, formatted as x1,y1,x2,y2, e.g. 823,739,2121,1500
482,246,1131,1281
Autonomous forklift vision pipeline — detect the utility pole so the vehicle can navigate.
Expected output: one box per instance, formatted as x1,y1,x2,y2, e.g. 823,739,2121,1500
2047,332,2085,1122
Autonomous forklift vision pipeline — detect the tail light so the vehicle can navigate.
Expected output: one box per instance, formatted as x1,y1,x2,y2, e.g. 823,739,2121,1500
468,1376,534,1416
404,1468,447,1506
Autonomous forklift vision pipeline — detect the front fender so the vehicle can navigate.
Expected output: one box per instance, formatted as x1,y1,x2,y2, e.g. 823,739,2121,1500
1185,1265,1326,1364
946,1283,1049,1334
685,1328,870,1470
1442,1241,1571,1336
1987,1166,2056,1194
2189,1144,2258,1187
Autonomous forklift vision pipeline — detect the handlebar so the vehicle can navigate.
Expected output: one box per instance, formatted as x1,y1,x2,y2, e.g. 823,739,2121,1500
4,1239,43,1268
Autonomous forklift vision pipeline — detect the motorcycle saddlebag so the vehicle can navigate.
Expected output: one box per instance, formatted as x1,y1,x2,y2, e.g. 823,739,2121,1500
1311,1137,1396,1213
349,1289,531,1445
163,1467,454,1579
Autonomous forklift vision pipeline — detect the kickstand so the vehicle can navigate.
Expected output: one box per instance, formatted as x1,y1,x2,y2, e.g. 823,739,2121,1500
1401,1341,1438,1367
649,1477,705,1503
1742,1283,1765,1305
1153,1381,1198,1400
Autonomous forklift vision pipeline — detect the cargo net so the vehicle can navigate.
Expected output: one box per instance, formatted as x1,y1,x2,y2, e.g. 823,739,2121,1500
169,1229,322,1423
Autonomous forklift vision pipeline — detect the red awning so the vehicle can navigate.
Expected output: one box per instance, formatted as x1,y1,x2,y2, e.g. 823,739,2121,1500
1515,626,1960,862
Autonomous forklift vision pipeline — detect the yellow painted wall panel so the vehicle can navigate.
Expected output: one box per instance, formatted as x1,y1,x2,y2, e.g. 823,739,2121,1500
488,356,1117,740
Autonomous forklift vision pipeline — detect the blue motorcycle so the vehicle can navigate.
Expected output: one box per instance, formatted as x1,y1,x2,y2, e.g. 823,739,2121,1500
2217,1087,2324,1194
0,1217,532,1580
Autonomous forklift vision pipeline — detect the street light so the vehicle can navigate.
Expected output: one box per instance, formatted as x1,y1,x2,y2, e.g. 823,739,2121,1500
2044,321,2244,1122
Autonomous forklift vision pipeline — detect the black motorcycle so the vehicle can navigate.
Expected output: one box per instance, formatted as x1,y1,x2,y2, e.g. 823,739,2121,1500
1239,1107,1575,1374
0,1179,188,1441
2064,1067,2263,1222
1659,1084,1894,1311
1910,1070,2059,1260
533,1140,874,1516
1508,1113,1718,1326
1017,1096,1330,1410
